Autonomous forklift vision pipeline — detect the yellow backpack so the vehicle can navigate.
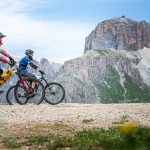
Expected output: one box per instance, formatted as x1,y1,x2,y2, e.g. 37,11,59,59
0,68,13,85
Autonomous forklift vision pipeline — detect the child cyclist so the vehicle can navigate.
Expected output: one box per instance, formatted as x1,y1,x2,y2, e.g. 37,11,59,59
19,49,44,91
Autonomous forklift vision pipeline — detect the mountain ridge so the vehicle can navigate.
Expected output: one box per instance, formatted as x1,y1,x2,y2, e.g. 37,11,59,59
1,17,150,104
84,16,150,53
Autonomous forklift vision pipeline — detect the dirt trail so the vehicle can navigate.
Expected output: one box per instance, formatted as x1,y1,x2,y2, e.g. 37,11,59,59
0,103,149,128
0,103,149,149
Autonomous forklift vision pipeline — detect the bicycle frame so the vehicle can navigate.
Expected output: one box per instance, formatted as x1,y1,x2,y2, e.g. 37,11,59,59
6,70,65,105
1,62,47,95
20,78,30,93
0,68,13,86
15,70,32,94
38,74,49,86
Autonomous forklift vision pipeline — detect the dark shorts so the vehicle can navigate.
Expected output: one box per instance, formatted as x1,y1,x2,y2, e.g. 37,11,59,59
20,70,36,78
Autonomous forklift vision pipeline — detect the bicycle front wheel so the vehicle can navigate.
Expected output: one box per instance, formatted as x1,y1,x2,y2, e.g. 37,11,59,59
14,77,45,105
44,82,65,105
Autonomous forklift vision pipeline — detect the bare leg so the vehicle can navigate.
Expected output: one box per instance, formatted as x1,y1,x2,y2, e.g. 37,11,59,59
31,81,35,89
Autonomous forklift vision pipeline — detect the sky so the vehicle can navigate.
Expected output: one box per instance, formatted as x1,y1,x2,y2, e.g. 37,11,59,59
0,0,150,63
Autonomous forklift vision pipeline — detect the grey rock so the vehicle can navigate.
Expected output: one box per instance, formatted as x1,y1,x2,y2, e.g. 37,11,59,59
84,16,150,53
57,49,150,103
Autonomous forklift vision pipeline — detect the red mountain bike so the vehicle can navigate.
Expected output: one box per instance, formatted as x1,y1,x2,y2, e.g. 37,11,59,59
6,69,65,105
5,64,45,104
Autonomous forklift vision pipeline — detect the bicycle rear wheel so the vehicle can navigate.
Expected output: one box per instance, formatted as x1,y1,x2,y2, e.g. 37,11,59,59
6,85,28,105
44,82,65,105
6,85,17,105
14,77,45,105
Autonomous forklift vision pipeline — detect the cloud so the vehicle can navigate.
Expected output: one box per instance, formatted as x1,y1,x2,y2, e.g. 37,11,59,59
0,0,51,11
0,0,92,63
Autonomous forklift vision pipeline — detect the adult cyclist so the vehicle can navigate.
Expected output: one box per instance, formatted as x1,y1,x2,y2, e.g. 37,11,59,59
0,32,15,94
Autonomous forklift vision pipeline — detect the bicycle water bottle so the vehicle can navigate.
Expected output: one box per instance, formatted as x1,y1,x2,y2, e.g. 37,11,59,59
0,68,13,85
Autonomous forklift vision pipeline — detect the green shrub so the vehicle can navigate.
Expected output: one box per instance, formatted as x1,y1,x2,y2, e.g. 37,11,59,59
2,126,150,149
2,137,20,149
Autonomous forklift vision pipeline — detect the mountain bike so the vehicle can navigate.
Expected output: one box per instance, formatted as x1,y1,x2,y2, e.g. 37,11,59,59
15,71,65,105
5,64,45,105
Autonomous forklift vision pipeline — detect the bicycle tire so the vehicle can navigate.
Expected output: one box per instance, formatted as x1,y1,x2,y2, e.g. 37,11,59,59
6,85,17,105
14,77,45,105
44,82,65,105
6,85,29,105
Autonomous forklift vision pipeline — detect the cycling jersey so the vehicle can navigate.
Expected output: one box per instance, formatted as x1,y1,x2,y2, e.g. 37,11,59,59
0,49,12,76
19,56,38,73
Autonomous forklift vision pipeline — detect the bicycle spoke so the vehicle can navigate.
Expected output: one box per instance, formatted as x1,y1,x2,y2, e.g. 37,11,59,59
14,77,45,105
27,81,45,104
44,82,65,105
16,85,28,104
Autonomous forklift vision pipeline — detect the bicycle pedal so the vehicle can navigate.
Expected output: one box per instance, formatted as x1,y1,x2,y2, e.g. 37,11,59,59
27,89,34,94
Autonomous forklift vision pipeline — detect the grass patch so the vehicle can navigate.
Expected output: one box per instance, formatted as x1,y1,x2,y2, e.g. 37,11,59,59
1,126,150,149
94,65,150,103
2,137,21,149
94,49,128,59
52,122,69,129
124,74,150,102
28,135,49,145
73,126,150,150
49,136,73,149
94,65,125,103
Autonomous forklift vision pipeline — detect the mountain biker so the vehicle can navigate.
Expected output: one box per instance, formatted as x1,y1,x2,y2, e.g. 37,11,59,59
0,32,15,94
19,49,44,90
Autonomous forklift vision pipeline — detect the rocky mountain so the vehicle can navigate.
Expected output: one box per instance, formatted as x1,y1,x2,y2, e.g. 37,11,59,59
1,17,150,104
58,17,150,103
57,48,150,103
84,16,150,53
1,48,150,104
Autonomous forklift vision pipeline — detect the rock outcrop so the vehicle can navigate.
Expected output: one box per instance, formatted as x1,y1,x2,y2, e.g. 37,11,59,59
1,50,150,104
58,49,150,103
84,16,150,53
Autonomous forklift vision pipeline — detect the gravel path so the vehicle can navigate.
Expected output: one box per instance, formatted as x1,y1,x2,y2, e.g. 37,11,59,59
0,103,150,128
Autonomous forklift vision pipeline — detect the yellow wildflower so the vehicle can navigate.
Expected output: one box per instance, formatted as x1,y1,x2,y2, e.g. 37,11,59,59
119,122,136,135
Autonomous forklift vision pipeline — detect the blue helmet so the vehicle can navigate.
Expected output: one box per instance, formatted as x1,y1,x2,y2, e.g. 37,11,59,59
25,49,34,55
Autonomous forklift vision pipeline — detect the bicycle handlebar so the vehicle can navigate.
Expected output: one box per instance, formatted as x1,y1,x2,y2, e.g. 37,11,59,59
39,70,45,75
8,60,16,67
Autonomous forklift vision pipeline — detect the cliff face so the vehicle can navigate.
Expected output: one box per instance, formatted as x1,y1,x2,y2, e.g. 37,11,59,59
84,17,150,52
1,49,150,104
58,49,150,103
